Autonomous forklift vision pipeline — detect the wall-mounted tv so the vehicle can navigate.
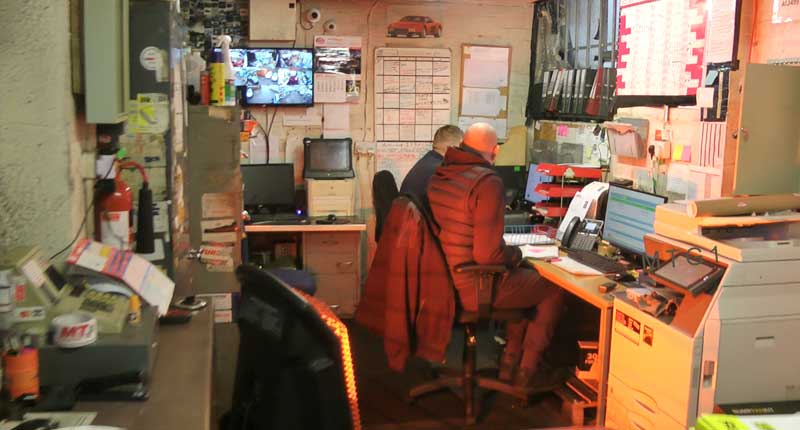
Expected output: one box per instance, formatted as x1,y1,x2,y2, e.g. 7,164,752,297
221,48,314,106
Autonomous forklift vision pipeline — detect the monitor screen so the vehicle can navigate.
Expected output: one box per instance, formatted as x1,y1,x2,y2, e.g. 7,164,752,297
224,48,314,106
241,164,296,210
303,138,354,179
493,166,527,205
602,185,666,255
524,163,552,203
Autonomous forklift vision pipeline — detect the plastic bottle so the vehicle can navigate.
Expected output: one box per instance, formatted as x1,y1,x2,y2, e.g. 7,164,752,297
209,49,224,106
218,35,237,106
186,50,206,99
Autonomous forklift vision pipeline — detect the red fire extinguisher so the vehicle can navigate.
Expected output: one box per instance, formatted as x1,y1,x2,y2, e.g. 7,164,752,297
95,160,148,251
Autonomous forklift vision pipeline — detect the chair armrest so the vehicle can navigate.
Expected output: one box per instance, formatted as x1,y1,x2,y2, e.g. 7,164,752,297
454,264,507,274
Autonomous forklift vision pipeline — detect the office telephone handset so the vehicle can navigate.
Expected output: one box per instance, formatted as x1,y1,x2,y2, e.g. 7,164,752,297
562,217,604,251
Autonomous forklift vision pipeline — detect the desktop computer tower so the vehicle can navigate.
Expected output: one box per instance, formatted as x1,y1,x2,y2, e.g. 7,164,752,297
306,179,355,217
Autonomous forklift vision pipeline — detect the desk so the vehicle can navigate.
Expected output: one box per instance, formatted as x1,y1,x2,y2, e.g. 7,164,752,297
245,218,367,317
76,308,214,430
528,258,621,426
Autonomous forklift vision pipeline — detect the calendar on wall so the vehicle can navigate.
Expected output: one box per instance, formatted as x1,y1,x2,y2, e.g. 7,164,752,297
373,47,452,184
616,0,707,96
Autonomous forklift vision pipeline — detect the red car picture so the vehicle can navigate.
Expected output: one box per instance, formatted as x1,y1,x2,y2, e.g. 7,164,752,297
387,16,442,38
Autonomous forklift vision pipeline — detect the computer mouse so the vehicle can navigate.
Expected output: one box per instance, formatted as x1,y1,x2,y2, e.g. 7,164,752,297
327,214,337,222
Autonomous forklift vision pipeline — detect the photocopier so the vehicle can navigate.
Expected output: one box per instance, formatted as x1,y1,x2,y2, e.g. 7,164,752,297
605,200,800,430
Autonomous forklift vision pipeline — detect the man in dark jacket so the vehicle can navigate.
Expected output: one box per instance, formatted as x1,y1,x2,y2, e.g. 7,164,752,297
427,123,565,390
400,125,463,207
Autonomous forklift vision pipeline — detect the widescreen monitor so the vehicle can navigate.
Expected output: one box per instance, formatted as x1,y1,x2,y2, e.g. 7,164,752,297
241,164,296,212
602,185,667,255
223,48,314,106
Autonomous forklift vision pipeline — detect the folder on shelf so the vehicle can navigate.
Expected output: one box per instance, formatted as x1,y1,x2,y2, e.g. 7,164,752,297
584,68,603,116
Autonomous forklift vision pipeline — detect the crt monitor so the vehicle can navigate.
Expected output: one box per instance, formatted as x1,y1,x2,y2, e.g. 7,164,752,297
524,163,552,203
602,185,667,255
223,48,314,106
303,138,355,179
241,164,296,212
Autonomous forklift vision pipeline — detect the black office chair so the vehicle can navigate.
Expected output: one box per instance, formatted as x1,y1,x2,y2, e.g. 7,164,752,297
403,196,531,425
372,170,399,242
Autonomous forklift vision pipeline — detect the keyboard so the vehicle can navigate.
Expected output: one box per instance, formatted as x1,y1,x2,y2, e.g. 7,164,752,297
503,233,555,246
562,249,627,274
249,213,309,225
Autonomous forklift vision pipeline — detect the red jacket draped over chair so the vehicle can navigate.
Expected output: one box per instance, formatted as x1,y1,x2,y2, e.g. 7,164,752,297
355,196,455,372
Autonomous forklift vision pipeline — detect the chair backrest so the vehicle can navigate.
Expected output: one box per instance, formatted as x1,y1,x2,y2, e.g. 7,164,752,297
372,170,399,242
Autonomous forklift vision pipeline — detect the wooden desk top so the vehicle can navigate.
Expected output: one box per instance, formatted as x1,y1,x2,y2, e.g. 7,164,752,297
527,258,616,309
245,217,367,233
76,308,214,430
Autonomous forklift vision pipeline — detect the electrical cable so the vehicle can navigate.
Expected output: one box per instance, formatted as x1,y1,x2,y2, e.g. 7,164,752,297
49,159,116,261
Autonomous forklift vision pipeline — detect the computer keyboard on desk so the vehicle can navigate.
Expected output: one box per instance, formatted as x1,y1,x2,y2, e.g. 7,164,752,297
562,249,627,274
249,214,309,225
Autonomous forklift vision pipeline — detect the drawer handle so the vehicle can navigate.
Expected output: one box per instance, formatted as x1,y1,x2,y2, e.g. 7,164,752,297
322,240,340,245
337,261,354,268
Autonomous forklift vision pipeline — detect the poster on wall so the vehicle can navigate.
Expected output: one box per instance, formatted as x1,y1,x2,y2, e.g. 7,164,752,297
314,36,362,102
773,0,800,23
617,0,706,96
385,5,444,39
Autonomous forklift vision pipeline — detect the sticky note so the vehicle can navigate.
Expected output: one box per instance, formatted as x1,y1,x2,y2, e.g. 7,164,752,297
681,145,692,162
672,144,683,160
557,125,569,137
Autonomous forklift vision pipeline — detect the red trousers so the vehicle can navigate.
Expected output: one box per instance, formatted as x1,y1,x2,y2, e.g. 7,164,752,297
493,268,565,371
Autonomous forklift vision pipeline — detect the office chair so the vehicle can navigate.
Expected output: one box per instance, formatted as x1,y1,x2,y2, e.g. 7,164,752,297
404,197,530,425
372,170,399,242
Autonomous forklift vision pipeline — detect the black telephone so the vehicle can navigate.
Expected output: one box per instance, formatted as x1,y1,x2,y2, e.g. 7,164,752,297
562,217,604,251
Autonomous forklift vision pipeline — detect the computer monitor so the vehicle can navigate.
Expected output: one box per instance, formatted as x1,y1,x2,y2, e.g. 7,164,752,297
217,47,315,106
493,166,526,205
241,164,296,212
602,185,667,255
523,163,552,203
303,138,354,179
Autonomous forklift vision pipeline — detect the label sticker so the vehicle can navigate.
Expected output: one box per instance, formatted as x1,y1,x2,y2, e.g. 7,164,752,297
615,309,641,345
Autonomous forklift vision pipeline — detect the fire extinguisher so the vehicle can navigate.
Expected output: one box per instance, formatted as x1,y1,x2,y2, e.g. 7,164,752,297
94,159,152,252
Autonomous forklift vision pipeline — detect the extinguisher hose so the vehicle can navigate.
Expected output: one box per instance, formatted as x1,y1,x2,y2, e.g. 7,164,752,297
117,161,149,184
117,160,155,254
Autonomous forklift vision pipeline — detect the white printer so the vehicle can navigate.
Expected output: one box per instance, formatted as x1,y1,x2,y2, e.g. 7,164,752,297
605,201,800,430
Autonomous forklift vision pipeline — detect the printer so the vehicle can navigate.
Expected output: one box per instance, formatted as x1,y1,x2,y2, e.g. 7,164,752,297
605,199,800,430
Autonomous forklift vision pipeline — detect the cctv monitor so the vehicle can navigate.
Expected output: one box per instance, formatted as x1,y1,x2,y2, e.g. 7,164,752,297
221,48,314,106
602,185,667,255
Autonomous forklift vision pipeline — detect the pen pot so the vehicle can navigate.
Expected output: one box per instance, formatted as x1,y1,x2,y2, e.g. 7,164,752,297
3,347,39,401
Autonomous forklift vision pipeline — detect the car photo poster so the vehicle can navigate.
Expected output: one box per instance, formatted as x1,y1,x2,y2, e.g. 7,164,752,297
385,5,444,40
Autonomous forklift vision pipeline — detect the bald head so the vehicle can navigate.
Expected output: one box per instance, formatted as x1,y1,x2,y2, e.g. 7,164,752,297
462,123,499,163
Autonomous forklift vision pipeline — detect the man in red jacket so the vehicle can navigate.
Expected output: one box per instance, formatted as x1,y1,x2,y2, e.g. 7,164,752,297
427,122,565,390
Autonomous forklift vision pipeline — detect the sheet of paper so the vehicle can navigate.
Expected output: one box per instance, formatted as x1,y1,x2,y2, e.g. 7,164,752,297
376,141,431,185
705,0,736,63
519,245,560,259
314,73,347,103
666,162,691,194
283,107,322,126
551,257,603,276
696,87,715,108
462,46,509,88
202,192,238,219
323,103,350,138
460,87,504,117
457,116,507,139
23,412,96,427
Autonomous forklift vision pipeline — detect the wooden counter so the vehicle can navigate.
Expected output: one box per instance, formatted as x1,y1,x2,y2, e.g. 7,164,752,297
76,308,214,430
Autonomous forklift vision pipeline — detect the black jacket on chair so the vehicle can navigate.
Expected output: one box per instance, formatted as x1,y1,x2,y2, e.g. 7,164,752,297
372,170,399,242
